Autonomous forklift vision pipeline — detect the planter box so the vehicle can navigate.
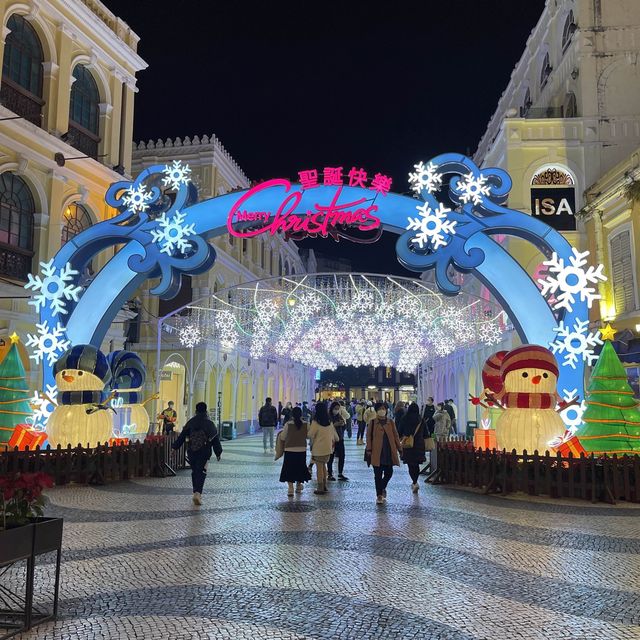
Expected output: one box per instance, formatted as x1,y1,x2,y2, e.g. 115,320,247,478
0,523,34,565
32,517,63,555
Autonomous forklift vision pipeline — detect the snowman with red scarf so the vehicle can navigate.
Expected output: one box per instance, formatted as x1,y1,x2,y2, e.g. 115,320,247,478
491,345,566,453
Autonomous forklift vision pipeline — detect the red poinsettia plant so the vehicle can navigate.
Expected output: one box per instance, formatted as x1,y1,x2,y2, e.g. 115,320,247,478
0,472,54,529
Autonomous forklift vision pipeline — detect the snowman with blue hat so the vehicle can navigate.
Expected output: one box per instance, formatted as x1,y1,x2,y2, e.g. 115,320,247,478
47,344,113,447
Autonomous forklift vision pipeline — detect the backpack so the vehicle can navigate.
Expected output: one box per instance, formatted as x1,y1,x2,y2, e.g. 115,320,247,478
188,427,209,452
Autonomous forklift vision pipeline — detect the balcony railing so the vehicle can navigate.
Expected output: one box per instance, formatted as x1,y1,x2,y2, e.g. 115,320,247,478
0,245,32,282
0,78,44,127
519,106,565,119
65,121,100,160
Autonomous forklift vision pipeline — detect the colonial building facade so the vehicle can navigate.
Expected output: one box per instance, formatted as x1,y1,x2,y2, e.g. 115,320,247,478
131,135,315,434
0,0,146,386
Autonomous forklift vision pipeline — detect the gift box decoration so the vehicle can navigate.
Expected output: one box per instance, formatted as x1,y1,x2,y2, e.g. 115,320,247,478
549,432,586,457
8,423,47,450
109,437,130,447
474,428,497,450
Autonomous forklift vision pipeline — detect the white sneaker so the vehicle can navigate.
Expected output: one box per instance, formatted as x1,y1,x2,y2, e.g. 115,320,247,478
411,483,419,493
192,492,202,505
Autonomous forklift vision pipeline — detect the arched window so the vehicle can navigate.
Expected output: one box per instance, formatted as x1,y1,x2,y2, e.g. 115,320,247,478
61,202,92,244
563,92,578,118
278,254,283,276
520,87,532,117
1,14,44,126
0,172,34,279
284,261,290,276
540,52,552,89
562,10,576,52
68,65,100,158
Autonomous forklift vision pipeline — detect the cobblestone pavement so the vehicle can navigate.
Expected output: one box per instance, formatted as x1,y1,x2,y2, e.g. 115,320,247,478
11,435,640,639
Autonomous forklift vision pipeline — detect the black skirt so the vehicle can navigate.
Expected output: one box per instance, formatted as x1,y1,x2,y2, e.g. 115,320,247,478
280,451,312,483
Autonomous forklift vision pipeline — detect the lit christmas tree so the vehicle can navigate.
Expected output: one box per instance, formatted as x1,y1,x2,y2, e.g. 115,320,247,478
576,340,640,455
0,334,32,443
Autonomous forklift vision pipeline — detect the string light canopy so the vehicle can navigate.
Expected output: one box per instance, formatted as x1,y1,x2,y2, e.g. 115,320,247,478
163,273,506,373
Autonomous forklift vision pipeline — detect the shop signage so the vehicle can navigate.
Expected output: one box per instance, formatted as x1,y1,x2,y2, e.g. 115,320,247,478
159,370,173,381
227,166,392,243
530,187,576,231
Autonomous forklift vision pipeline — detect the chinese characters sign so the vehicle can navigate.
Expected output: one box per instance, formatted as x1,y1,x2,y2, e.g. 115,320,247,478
227,167,393,243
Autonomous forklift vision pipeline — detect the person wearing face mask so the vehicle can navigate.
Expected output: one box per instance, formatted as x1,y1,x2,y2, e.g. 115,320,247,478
365,401,403,504
327,400,349,481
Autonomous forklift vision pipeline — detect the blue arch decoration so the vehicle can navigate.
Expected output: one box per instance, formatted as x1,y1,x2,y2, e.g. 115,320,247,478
29,154,600,427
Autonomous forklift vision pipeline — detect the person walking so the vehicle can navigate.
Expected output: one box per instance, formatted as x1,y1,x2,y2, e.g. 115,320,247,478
308,401,339,495
443,400,456,434
158,400,177,434
259,397,278,453
355,401,366,445
301,401,312,420
365,401,403,504
447,399,458,433
363,401,376,427
279,406,311,496
327,400,349,481
433,402,452,441
398,402,426,493
171,402,222,505
393,401,406,426
422,397,436,435
281,401,293,426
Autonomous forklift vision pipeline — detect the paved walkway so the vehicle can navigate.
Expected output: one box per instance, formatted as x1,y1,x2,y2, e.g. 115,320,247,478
14,434,640,639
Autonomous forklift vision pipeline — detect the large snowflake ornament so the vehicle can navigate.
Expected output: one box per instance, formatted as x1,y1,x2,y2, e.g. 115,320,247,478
29,384,58,428
560,388,586,432
25,260,82,316
179,324,202,348
454,172,491,205
26,321,70,366
162,160,192,190
150,211,196,255
122,184,153,213
537,249,606,313
480,322,503,346
407,202,456,250
408,161,442,195
550,319,602,369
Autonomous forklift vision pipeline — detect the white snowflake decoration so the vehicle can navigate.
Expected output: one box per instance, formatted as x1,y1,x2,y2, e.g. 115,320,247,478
560,388,586,432
150,211,196,255
550,319,602,369
25,260,82,316
122,184,153,213
455,172,491,205
162,160,192,190
408,161,442,195
179,324,202,348
215,310,238,349
29,384,58,428
480,322,503,346
25,321,70,366
407,202,456,250
537,249,606,313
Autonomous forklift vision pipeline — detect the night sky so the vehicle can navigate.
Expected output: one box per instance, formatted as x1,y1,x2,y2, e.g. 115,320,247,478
106,0,546,274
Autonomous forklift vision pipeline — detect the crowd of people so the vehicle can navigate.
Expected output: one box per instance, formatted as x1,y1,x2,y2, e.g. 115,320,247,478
171,395,459,506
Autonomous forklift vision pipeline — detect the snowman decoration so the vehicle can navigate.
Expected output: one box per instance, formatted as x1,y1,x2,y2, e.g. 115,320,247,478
47,344,113,447
107,350,151,443
490,344,566,453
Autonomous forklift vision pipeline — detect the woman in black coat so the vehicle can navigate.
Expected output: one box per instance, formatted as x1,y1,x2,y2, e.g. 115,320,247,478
398,402,426,493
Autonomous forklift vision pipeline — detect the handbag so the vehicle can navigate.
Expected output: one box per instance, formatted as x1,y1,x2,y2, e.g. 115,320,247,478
424,436,436,451
274,430,285,460
401,421,422,449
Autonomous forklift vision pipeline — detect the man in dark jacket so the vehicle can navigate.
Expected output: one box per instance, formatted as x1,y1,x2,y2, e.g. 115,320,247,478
172,402,222,505
258,397,278,453
422,398,436,435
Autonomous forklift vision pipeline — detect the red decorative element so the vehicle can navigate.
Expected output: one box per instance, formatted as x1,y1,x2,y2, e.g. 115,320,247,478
323,167,344,186
549,431,586,457
474,428,497,450
500,344,559,379
226,179,382,244
7,424,47,450
482,350,508,394
501,392,556,410
470,396,481,406
109,437,130,446
369,172,393,195
348,167,368,188
145,435,165,444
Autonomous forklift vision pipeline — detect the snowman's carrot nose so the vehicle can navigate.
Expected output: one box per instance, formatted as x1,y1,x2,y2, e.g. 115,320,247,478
531,375,541,384
63,374,75,383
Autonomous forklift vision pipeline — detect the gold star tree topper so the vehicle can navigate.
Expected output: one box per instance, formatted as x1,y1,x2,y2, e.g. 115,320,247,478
9,332,19,344
600,323,617,341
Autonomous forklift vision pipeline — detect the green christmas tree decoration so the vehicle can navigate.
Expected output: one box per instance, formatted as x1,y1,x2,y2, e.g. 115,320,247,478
0,336,32,444
576,340,640,455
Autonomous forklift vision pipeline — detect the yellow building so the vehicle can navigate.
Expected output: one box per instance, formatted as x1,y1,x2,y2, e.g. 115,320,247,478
131,136,315,433
0,0,146,387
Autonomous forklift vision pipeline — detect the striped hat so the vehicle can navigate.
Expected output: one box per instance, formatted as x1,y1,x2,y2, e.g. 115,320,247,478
107,350,146,390
501,344,559,379
482,351,508,393
54,344,112,385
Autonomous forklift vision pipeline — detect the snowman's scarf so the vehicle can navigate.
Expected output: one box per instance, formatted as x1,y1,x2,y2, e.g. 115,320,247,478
60,390,107,406
501,392,556,409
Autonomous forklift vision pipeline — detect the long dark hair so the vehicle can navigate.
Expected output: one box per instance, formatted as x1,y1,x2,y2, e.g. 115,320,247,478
329,400,342,422
292,406,303,430
314,401,331,426
402,401,421,430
